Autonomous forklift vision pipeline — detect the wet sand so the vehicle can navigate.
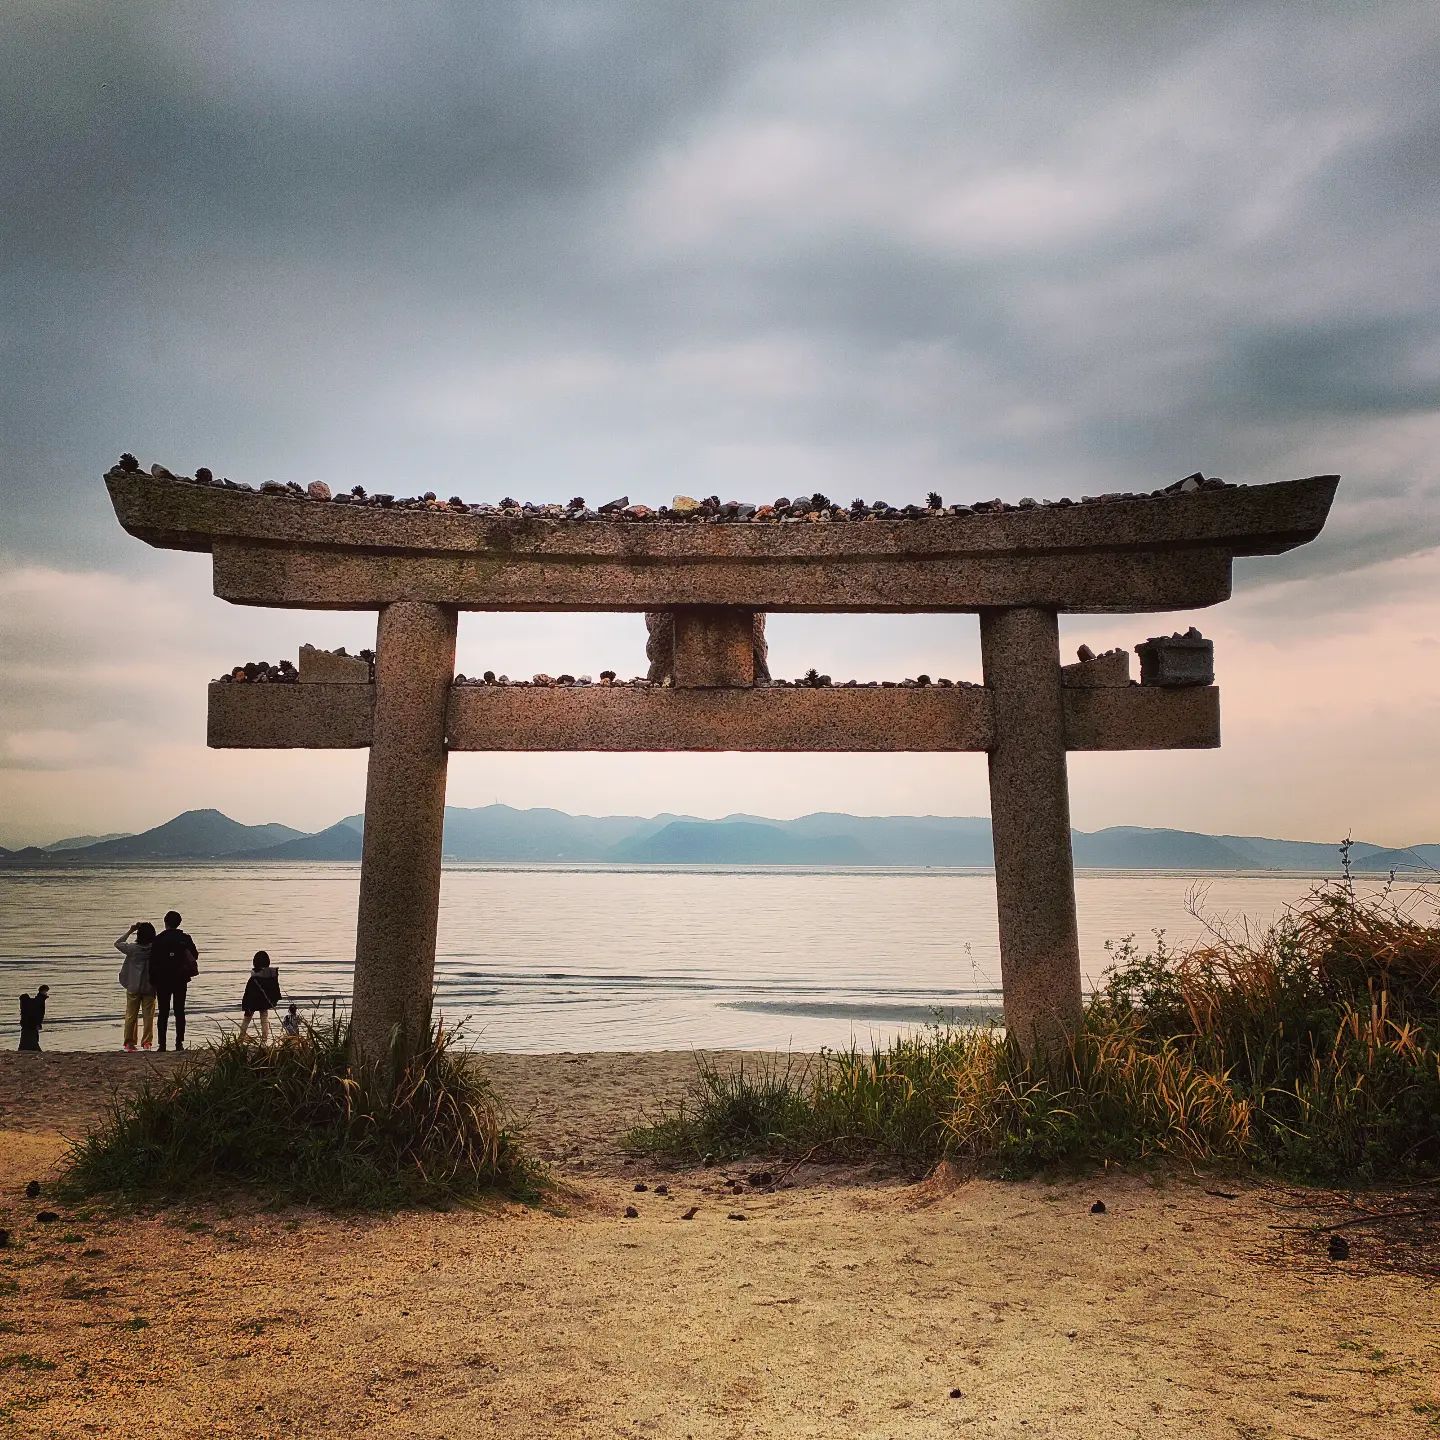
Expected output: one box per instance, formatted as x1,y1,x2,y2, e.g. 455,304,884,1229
1,1051,1437,1438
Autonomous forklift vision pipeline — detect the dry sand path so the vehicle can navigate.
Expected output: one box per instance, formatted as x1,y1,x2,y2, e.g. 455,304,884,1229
1,1051,1437,1439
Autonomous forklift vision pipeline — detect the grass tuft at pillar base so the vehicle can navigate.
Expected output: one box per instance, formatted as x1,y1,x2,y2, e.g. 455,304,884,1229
627,881,1440,1183
60,1020,538,1210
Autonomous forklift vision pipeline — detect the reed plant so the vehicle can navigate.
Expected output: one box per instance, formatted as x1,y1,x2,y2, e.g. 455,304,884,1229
62,1018,537,1209
627,880,1440,1181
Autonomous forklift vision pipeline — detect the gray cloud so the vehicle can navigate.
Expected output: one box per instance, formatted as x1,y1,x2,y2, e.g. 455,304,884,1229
3,1,1439,839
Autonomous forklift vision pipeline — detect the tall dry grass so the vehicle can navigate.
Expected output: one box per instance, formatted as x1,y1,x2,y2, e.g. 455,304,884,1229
628,879,1440,1180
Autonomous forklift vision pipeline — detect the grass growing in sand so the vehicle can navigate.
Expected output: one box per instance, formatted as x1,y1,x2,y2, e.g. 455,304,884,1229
60,1019,538,1209
628,880,1440,1181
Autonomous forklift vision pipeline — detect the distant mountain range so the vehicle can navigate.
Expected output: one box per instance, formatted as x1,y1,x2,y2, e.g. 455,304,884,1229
2,806,1437,873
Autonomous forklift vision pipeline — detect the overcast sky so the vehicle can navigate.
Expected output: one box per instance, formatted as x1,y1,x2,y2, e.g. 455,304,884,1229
3,1,1438,848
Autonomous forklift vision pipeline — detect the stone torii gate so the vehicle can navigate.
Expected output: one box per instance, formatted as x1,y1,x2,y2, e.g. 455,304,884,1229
106,465,1337,1060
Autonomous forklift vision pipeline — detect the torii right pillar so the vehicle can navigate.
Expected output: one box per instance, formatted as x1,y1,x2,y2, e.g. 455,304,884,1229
980,607,1082,1054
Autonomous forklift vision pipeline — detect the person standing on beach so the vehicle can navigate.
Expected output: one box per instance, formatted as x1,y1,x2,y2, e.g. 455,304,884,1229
17,985,49,1051
115,921,157,1052
149,910,199,1052
238,951,283,1043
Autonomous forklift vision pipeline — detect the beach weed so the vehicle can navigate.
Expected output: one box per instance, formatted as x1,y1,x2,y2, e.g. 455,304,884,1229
59,1018,540,1211
628,1054,813,1163
627,881,1440,1182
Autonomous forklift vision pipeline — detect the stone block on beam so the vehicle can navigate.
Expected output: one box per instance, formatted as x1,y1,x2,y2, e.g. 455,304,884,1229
209,540,1235,614
1061,648,1130,687
672,607,758,687
209,679,1220,753
446,685,996,752
1062,685,1219,750
208,680,374,748
299,644,371,683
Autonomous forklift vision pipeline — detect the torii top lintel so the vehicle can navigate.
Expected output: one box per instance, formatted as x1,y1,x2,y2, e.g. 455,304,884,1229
106,470,1337,615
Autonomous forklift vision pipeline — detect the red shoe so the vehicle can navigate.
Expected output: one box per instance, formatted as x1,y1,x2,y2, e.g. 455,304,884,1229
141,1040,153,1050
124,1043,137,1052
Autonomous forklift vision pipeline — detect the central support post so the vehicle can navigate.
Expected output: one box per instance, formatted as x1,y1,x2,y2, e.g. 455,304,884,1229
980,606,1084,1055
350,600,458,1064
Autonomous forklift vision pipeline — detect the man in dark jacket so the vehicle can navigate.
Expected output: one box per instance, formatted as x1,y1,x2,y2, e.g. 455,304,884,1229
18,985,48,1051
149,910,198,1052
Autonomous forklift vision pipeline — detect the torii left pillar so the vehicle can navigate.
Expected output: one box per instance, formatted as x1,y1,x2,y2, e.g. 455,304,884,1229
350,601,458,1064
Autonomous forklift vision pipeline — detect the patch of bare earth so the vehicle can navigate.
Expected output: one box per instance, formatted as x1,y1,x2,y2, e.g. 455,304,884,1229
1,1052,1437,1438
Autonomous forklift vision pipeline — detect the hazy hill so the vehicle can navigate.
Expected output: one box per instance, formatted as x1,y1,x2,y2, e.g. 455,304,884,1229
3,805,1429,872
1216,834,1384,869
1072,826,1258,870
42,832,133,852
771,813,995,866
236,822,364,862
611,819,872,865
70,809,304,861
342,804,679,862
1351,844,1440,872
444,804,672,860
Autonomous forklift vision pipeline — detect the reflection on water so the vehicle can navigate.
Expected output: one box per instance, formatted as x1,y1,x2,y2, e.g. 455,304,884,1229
0,862,1373,1053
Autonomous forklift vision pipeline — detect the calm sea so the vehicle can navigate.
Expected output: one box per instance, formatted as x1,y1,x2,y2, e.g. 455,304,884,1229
0,863,1387,1053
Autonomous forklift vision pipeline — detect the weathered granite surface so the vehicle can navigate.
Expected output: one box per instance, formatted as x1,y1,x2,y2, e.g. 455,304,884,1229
447,685,994,752
1061,648,1130,688
209,681,374,747
210,540,1236,613
208,679,1218,753
107,469,1338,557
107,471,1338,614
1137,629,1215,687
672,608,759,688
349,602,457,1065
981,607,1084,1051
298,644,371,684
1060,685,1218,750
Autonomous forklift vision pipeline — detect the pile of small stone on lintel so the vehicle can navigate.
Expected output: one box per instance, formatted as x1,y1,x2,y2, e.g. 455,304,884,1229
111,453,1234,523
453,670,978,689
217,649,375,684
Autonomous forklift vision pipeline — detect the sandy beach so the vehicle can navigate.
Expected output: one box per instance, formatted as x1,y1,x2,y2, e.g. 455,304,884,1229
1,1050,1437,1439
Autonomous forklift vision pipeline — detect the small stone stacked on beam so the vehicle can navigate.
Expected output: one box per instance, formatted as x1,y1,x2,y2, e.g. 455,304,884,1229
217,645,375,684
218,659,299,684
450,670,981,688
110,454,1236,523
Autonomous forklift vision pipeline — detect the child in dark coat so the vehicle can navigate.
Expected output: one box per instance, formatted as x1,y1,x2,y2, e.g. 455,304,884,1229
17,986,49,1051
238,951,283,1043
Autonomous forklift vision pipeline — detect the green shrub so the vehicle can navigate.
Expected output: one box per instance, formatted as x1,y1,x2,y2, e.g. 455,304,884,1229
626,1054,815,1164
61,1019,538,1210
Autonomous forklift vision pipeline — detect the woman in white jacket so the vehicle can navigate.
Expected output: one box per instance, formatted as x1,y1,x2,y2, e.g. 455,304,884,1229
116,921,157,1052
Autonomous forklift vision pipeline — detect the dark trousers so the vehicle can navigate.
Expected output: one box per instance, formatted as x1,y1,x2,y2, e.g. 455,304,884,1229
157,985,188,1048
18,1025,41,1052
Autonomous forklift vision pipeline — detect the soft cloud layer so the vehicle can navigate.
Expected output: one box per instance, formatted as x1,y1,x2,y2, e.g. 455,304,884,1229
2,2,1438,845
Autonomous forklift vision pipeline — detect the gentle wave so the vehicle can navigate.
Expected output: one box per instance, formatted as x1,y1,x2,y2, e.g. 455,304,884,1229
0,863,1368,1052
